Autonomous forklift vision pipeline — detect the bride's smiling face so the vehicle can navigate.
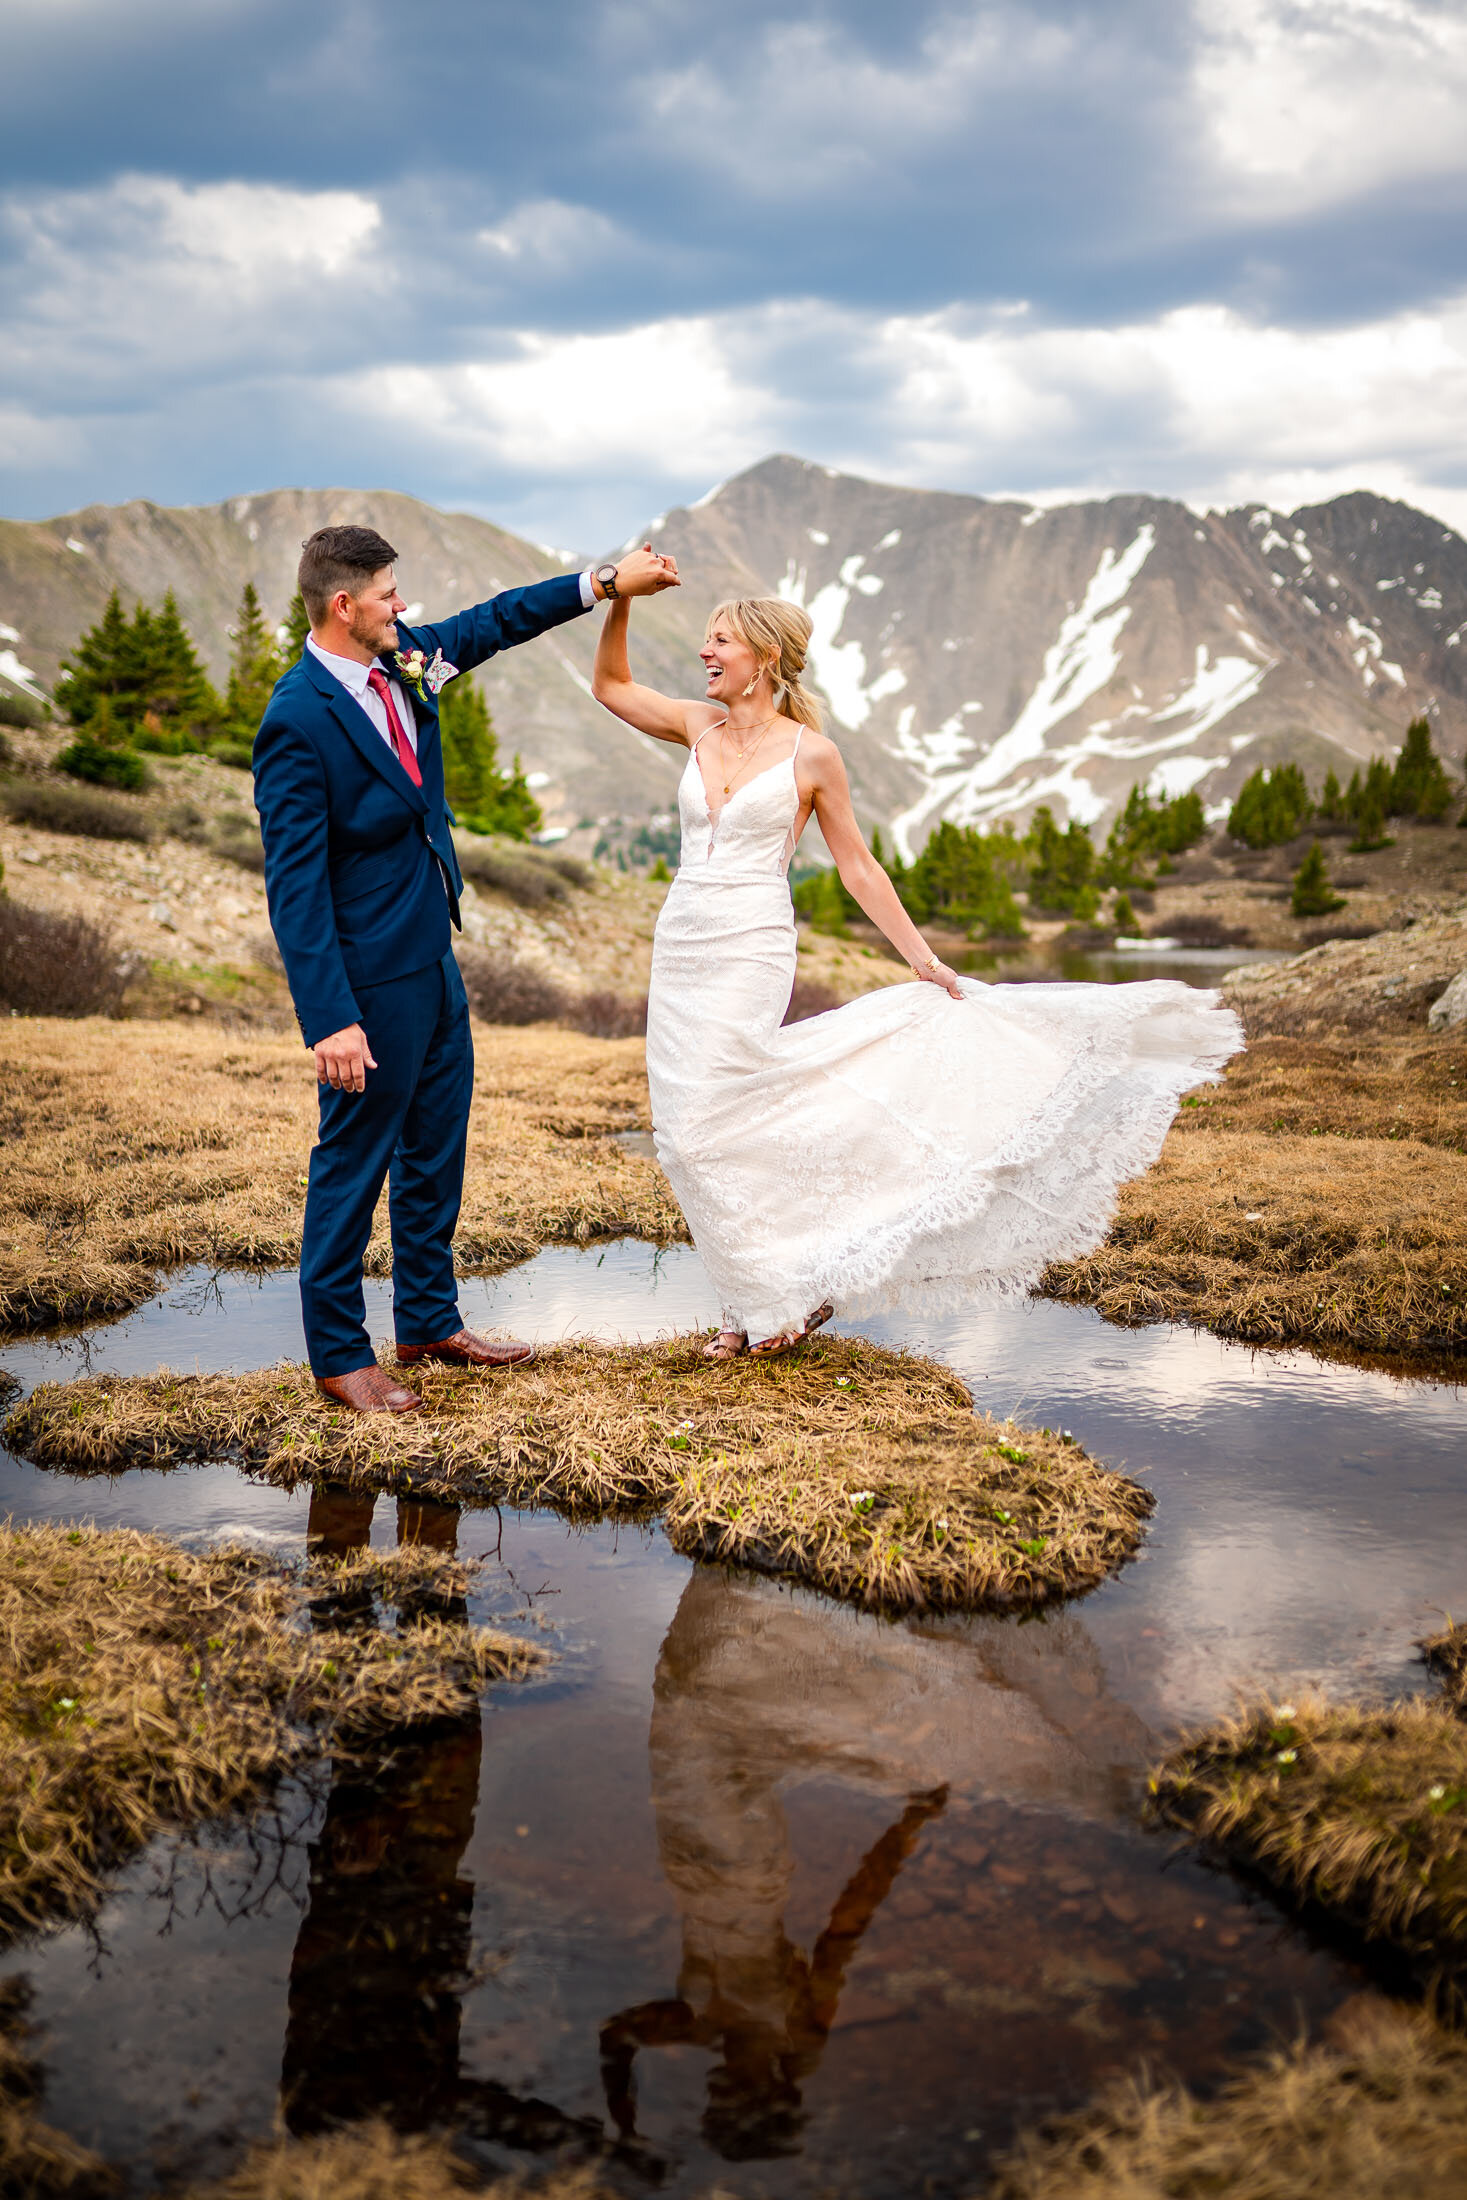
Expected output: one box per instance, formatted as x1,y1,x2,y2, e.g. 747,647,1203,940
700,620,764,702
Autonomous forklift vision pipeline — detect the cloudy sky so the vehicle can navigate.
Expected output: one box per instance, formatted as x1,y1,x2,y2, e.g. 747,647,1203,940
3,0,1466,549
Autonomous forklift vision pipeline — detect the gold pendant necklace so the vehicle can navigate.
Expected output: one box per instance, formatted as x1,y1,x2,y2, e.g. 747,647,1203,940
722,714,777,794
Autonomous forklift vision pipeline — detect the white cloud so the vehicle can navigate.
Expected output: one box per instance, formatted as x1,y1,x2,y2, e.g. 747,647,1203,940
348,315,789,487
0,174,382,392
1195,0,1467,214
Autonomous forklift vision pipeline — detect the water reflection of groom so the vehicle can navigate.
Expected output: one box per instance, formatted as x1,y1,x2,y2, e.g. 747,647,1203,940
281,1486,480,2138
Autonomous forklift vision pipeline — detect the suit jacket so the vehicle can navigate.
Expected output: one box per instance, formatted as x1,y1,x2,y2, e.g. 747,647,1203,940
253,574,585,1046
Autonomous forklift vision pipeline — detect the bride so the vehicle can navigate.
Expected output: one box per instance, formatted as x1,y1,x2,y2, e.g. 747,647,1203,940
591,583,1242,1360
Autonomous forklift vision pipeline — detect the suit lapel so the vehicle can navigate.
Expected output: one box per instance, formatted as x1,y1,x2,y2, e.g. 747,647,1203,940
300,649,429,817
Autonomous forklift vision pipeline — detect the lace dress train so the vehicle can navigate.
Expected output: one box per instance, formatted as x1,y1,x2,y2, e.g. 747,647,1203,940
645,732,1243,1342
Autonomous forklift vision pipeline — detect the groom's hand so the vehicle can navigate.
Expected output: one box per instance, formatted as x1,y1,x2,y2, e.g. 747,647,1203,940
314,1023,378,1093
610,545,680,598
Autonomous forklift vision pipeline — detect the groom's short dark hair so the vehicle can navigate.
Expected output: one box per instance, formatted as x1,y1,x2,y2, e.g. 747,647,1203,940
298,525,399,625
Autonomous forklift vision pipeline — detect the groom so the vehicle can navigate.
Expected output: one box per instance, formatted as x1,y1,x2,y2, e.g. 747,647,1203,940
254,523,678,1414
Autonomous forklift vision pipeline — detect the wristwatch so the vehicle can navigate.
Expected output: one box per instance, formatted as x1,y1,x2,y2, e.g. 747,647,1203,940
593,561,621,600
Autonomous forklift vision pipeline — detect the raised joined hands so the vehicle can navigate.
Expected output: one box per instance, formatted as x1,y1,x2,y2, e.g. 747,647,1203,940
608,544,680,598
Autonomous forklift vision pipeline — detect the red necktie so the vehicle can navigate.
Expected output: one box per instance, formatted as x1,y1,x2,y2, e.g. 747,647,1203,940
366,666,422,787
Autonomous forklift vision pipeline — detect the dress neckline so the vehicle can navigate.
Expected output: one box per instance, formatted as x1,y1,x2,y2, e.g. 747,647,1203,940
689,721,802,828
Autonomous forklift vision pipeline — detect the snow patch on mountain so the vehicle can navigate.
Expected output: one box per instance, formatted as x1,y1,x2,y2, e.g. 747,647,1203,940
777,556,902,730
1150,645,1271,740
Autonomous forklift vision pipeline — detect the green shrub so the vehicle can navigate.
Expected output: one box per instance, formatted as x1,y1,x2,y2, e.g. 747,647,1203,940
1390,717,1453,821
55,736,148,791
1227,763,1312,848
1112,891,1139,934
208,740,255,772
1,778,152,841
1290,841,1346,918
454,834,568,906
0,689,46,731
211,813,266,872
0,899,128,1015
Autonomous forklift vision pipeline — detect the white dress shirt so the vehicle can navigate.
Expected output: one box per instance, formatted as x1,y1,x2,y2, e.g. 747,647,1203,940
306,634,419,757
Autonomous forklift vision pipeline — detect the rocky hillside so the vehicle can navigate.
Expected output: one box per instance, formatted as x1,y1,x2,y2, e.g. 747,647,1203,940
3,461,1464,854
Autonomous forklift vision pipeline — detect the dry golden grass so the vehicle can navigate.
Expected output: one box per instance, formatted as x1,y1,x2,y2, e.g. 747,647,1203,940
990,2001,1467,2200
1044,1130,1467,1360
1175,1033,1467,1153
194,2125,600,2200
3,1337,1151,1616
0,1018,683,1332
1148,1687,1467,1985
0,1524,540,1940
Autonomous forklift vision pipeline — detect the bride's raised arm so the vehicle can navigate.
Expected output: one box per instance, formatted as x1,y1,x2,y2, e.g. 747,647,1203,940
809,745,965,1000
591,592,705,748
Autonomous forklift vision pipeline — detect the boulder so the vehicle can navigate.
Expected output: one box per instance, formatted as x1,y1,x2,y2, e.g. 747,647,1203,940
1428,968,1467,1032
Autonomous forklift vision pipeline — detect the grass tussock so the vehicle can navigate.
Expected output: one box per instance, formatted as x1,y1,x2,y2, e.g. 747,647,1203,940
990,2002,1467,2200
1043,1130,1467,1361
3,1337,1151,1616
1148,1687,1467,1986
196,2125,605,2200
0,1523,540,1941
0,1019,683,1333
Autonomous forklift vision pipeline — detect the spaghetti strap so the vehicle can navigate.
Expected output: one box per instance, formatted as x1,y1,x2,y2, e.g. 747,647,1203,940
691,714,727,757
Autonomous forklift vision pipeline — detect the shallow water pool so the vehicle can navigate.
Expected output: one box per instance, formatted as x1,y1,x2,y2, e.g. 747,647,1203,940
0,1246,1460,2193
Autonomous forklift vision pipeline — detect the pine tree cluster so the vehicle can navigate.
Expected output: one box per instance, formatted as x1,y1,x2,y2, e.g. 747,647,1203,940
48,583,545,841
1226,721,1459,853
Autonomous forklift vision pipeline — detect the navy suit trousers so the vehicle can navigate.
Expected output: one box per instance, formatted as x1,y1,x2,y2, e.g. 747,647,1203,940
299,952,473,1376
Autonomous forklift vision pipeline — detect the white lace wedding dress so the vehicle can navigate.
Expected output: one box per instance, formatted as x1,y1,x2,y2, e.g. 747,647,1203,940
645,728,1243,1343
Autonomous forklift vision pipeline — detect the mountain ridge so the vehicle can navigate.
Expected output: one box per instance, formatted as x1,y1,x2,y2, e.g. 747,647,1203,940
3,459,1463,853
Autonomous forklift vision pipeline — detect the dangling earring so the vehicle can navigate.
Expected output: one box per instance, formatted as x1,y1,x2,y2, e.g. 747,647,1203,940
742,674,759,697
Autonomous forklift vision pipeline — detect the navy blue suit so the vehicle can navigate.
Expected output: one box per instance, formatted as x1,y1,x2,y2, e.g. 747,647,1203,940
253,574,587,1375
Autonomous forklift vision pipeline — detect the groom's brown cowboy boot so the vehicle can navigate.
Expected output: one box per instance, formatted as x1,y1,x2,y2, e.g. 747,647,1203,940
397,1328,535,1370
316,1365,423,1414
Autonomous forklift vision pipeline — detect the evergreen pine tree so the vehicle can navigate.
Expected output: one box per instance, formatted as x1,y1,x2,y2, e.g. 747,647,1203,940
1318,767,1343,821
1025,805,1099,919
1112,891,1139,935
1349,781,1394,852
1291,841,1346,918
1227,763,1312,848
224,581,283,740
1390,717,1453,821
55,590,139,731
145,591,220,738
283,590,311,659
438,674,544,837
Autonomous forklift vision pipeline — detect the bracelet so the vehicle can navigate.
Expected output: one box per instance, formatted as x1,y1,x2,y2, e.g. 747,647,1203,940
919,953,940,974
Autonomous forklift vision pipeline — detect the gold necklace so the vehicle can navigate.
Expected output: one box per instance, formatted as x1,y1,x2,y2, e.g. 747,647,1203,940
721,714,778,795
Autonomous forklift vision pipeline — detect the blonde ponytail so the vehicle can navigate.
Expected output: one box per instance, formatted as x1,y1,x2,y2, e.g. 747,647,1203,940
707,598,823,731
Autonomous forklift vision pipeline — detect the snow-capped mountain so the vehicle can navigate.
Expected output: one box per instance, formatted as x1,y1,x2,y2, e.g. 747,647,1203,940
3,459,1463,853
644,457,1467,857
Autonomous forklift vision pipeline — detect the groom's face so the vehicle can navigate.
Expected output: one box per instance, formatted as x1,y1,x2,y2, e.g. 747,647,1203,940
345,565,406,655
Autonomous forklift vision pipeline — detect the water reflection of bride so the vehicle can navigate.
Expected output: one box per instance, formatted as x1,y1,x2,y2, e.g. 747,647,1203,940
601,1565,1155,2161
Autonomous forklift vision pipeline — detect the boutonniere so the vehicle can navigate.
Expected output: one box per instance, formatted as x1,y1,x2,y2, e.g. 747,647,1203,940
393,648,429,703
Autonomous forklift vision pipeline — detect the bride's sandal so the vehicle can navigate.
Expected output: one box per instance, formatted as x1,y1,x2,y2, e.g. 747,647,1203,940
703,1329,748,1361
750,1304,834,1357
